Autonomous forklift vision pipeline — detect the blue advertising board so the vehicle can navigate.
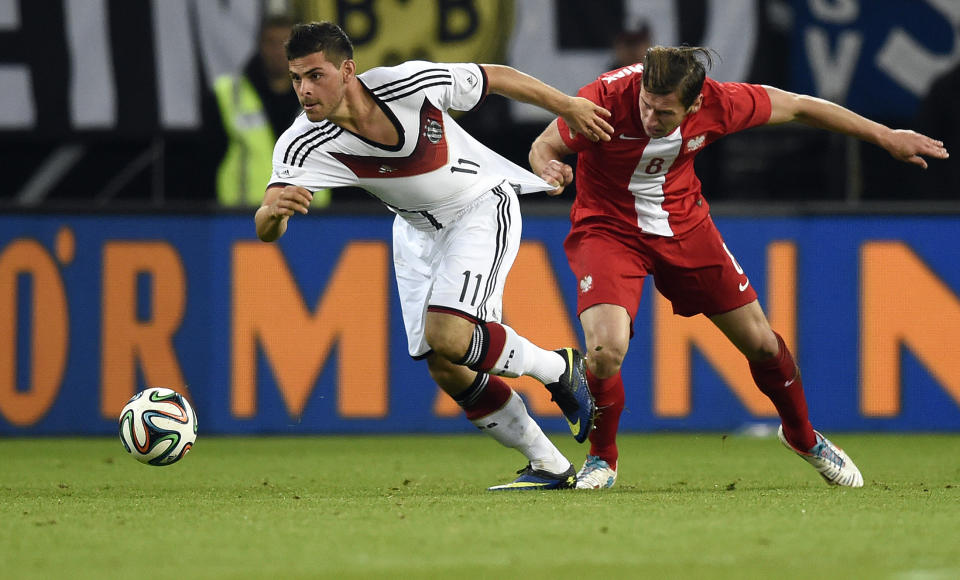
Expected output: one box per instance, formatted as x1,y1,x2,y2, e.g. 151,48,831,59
1,213,959,435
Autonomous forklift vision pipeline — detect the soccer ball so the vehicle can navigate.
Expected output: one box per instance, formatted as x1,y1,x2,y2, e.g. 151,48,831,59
118,387,197,466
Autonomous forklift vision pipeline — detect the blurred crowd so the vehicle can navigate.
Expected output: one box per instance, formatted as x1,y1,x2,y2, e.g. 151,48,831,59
1,2,956,211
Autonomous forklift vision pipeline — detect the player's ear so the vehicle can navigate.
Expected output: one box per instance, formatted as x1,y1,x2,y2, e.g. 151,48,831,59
687,93,704,114
341,59,356,82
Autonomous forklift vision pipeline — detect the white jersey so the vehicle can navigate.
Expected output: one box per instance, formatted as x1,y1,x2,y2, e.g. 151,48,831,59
268,61,552,231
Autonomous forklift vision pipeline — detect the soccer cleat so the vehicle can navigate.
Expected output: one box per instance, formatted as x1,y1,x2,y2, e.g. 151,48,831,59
544,348,596,443
575,455,617,489
778,425,863,488
487,464,577,491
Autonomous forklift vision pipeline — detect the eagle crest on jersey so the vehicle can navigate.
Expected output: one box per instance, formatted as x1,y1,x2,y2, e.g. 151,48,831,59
330,99,448,178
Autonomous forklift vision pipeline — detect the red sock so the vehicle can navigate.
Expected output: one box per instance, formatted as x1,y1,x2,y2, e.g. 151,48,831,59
456,374,512,421
586,367,624,470
458,322,507,373
749,332,816,450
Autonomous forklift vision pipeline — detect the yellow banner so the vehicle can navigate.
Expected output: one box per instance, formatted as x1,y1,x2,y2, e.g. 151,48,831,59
295,0,514,68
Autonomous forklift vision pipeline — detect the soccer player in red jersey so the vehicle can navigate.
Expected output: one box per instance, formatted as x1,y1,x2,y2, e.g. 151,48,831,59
529,46,949,489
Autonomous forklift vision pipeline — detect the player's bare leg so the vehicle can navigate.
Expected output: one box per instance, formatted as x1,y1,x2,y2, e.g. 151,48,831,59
426,311,567,384
575,303,631,489
710,300,863,487
709,300,814,448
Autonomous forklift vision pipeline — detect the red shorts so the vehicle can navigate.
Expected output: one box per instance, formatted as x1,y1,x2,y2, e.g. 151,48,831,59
564,215,757,324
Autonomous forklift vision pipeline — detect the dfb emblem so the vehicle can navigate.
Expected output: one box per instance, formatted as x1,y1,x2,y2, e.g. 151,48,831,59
423,118,443,144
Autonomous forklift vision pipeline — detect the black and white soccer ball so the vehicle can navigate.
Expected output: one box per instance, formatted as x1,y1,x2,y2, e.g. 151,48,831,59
118,387,197,466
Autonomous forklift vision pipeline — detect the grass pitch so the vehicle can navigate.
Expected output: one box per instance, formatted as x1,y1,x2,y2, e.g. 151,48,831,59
1,433,958,579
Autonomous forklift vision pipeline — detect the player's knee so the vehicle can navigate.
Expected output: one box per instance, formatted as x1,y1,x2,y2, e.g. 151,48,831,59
426,355,463,391
423,327,445,355
424,325,468,362
743,329,781,361
587,343,626,379
427,361,456,387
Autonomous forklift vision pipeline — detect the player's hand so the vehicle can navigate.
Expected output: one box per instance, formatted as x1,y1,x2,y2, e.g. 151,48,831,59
561,97,614,142
539,159,574,196
884,129,949,169
265,185,314,218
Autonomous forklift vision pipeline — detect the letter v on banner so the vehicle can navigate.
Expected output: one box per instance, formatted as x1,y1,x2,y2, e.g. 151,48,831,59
653,242,797,417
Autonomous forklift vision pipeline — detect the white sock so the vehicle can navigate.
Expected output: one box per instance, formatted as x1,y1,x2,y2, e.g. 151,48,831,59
470,391,571,474
488,324,566,384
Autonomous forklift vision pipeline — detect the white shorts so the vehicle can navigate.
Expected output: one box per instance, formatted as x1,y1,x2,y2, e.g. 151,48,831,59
393,182,522,358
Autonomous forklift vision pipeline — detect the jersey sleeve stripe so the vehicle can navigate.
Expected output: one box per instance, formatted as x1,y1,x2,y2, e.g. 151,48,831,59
287,124,341,166
295,128,344,167
380,80,453,103
283,127,321,164
283,122,338,164
466,64,489,114
373,73,453,99
370,68,450,94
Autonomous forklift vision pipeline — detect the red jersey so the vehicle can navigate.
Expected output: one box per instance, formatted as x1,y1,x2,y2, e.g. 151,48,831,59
558,65,771,237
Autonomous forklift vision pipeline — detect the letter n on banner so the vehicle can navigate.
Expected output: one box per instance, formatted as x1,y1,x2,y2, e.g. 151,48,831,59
861,242,960,416
654,242,797,417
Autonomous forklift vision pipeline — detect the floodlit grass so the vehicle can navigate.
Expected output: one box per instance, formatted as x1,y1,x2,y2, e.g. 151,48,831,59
1,433,958,579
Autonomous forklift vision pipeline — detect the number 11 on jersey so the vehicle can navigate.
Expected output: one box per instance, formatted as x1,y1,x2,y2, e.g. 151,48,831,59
459,270,483,305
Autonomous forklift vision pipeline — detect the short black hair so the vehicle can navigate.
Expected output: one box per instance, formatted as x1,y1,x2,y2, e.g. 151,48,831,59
285,21,353,66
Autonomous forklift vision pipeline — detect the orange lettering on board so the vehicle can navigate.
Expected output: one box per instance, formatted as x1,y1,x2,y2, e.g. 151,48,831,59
861,242,960,416
654,242,797,417
0,240,68,426
101,242,189,418
434,241,579,417
231,241,389,419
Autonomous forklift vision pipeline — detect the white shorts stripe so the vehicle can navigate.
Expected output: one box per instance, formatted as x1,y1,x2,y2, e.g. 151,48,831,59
393,183,522,358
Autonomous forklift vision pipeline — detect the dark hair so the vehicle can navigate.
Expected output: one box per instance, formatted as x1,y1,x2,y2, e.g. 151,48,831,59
285,21,353,66
642,46,715,109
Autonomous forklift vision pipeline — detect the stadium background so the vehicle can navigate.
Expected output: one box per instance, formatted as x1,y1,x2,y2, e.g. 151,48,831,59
1,0,958,436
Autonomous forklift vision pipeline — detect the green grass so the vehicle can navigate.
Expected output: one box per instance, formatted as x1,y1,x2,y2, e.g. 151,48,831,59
1,433,958,579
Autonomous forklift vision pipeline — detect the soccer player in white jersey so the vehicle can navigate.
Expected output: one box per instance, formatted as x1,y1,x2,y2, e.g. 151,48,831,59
530,46,948,490
255,22,616,490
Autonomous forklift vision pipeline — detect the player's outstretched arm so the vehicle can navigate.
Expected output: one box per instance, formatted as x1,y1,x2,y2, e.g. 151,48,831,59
763,85,949,169
529,120,576,196
255,184,314,242
482,64,614,142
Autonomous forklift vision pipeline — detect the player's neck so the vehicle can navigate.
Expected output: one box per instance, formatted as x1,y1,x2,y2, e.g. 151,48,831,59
330,84,399,146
